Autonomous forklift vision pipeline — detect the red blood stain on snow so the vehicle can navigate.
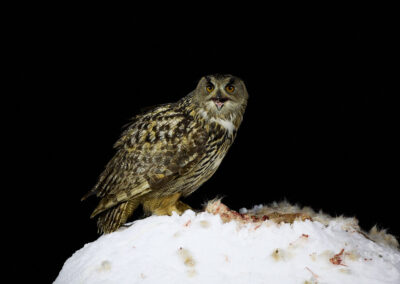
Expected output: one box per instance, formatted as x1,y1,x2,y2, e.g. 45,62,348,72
254,224,262,230
330,249,347,266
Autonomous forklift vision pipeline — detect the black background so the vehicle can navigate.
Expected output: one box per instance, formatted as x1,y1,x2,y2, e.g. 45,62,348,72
13,9,397,283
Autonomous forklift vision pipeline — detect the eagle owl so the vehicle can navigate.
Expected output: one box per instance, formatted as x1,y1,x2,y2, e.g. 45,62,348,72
82,74,249,233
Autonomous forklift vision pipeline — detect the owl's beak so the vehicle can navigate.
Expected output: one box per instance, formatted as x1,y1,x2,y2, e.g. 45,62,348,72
211,96,229,111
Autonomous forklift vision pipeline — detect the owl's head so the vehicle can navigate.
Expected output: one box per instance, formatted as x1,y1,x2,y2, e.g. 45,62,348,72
192,74,248,121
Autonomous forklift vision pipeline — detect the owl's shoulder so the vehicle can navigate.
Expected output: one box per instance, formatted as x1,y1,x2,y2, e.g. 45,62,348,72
114,100,203,149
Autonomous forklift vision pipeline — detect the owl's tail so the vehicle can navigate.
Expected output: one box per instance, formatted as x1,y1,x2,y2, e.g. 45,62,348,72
96,199,140,234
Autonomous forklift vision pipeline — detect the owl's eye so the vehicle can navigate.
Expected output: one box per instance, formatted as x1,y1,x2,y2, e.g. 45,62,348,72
206,85,214,93
225,85,235,93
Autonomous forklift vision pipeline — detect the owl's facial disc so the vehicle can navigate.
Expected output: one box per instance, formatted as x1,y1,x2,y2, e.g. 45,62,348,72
194,74,248,117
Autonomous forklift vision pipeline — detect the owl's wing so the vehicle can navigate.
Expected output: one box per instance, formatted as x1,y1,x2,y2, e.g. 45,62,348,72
83,109,208,218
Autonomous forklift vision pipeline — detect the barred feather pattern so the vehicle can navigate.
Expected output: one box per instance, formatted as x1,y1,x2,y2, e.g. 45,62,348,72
97,199,140,234
82,74,248,234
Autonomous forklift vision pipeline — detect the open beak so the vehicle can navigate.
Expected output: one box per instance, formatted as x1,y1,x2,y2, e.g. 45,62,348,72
211,97,229,111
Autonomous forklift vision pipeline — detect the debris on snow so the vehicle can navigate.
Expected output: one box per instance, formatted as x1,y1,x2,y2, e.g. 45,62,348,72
55,200,400,284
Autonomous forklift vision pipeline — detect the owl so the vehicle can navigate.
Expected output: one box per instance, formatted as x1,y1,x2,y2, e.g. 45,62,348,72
82,74,249,234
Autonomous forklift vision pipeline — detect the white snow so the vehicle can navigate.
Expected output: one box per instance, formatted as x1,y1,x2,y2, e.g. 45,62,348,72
55,202,400,284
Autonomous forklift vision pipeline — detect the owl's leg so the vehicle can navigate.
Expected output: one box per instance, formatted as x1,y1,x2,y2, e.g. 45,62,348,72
142,193,190,216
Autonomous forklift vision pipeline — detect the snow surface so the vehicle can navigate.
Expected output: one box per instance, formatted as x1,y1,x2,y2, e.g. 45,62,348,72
55,204,400,284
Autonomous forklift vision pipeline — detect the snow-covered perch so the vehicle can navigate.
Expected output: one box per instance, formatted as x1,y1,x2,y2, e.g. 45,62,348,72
55,200,400,284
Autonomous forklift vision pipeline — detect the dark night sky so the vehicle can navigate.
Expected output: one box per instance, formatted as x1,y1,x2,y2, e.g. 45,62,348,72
12,10,397,283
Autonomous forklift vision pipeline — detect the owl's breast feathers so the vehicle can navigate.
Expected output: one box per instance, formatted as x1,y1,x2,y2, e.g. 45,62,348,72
84,96,242,218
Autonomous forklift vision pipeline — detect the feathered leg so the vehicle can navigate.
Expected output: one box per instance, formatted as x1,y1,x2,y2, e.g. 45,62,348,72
142,193,192,216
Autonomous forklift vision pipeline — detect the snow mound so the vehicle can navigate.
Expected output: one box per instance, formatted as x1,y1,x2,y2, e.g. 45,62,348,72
55,201,400,284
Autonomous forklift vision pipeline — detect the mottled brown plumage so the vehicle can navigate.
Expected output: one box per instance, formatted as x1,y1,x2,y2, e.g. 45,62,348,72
82,74,249,233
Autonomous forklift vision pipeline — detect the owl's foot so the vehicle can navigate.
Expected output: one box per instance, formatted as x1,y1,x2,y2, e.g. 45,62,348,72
176,200,193,213
143,193,192,216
